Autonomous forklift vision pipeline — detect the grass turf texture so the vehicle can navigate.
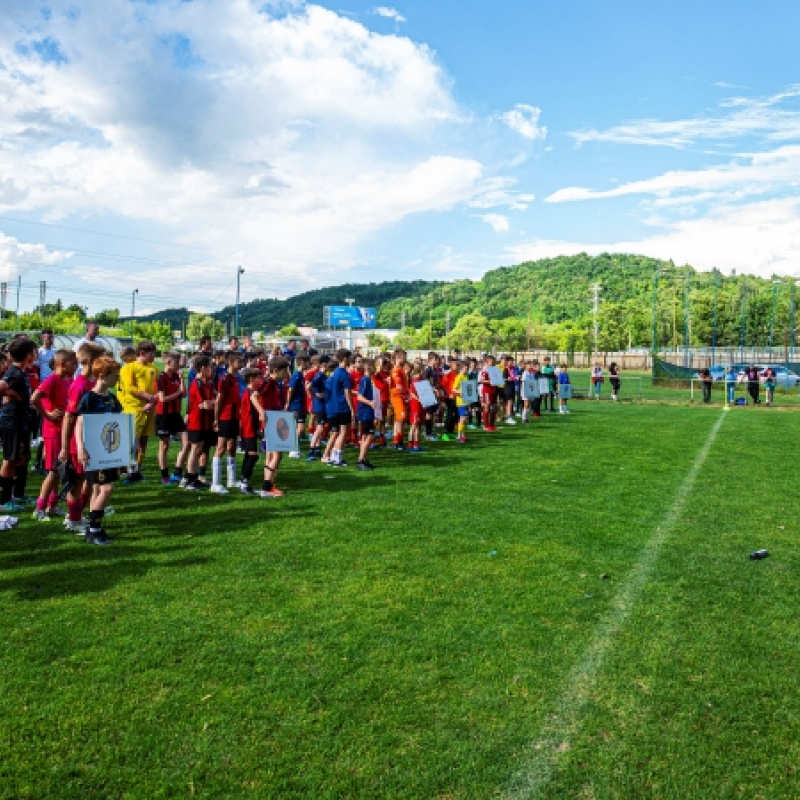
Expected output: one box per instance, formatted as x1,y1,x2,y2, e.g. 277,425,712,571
1,405,798,798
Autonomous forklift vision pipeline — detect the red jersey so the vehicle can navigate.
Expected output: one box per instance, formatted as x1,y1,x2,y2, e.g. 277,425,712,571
157,370,183,415
188,378,216,431
304,368,318,412
409,383,424,424
440,370,456,399
239,388,260,439
25,364,41,393
36,373,71,438
258,376,285,412
216,372,240,421
349,369,364,411
479,368,497,399
373,370,391,405
67,373,95,454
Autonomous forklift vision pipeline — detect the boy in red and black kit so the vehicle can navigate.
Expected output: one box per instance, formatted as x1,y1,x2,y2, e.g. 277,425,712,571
237,368,263,495
155,352,189,485
258,356,289,498
184,355,217,491
211,351,243,494
479,355,499,432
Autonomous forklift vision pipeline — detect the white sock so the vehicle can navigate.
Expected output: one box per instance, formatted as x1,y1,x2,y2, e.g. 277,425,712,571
226,456,236,484
212,456,221,486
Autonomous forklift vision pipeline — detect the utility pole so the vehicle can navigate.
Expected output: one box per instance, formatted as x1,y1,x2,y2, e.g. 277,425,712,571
591,282,601,354
445,309,450,356
235,266,245,337
15,276,21,320
401,310,406,331
39,280,46,320
0,283,7,320
792,281,797,359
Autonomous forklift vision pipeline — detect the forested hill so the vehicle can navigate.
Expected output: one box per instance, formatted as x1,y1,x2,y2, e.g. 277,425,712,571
214,280,442,330
134,254,786,351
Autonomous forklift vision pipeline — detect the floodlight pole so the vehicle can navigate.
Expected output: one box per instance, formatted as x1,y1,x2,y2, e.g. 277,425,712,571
235,266,245,338
650,264,659,365
792,281,797,359
771,278,778,361
345,297,355,351
740,277,748,362
683,272,691,369
131,288,138,340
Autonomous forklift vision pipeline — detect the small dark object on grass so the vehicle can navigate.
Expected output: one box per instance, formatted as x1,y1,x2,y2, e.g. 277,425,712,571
750,549,769,560
600,573,610,580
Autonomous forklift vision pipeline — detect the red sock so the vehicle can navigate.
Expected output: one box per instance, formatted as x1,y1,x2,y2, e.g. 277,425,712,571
47,492,58,510
67,500,82,522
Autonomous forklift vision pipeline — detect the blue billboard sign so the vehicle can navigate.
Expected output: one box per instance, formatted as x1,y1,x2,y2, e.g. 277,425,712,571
323,305,377,329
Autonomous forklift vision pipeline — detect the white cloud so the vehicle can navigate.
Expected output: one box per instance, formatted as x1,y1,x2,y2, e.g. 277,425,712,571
374,6,407,24
499,104,547,141
507,198,800,279
571,85,800,148
0,232,71,282
479,214,509,232
0,1,521,305
546,145,800,205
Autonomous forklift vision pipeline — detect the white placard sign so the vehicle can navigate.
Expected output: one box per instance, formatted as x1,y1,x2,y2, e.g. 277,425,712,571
265,410,299,453
413,379,437,408
558,383,572,399
373,390,383,421
81,412,135,470
521,374,540,400
538,378,551,396
460,379,478,405
486,366,505,387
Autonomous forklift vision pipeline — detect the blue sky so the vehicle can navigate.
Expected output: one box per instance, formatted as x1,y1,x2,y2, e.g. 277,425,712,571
1,0,799,315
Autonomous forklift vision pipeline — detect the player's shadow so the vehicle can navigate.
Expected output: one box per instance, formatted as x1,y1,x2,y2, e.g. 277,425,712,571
0,554,210,601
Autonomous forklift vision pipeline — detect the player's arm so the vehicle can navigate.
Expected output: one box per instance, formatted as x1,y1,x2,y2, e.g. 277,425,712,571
0,379,21,403
213,380,224,427
251,392,266,425
75,415,89,467
32,387,63,423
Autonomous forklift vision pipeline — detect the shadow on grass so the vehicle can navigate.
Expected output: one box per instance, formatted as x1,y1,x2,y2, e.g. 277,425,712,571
0,555,211,601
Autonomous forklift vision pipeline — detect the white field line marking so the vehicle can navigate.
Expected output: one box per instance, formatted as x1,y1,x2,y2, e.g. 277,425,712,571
506,410,727,800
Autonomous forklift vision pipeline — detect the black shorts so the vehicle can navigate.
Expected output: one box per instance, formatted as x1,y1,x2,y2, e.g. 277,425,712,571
156,412,186,438
85,467,120,487
240,437,259,453
217,419,239,440
359,419,374,436
188,430,217,449
328,412,352,432
504,384,516,401
0,428,30,462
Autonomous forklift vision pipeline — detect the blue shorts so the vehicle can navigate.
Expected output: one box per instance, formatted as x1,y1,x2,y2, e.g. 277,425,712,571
458,406,469,418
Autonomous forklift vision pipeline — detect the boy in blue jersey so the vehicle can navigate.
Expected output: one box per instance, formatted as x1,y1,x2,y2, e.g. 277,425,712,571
307,356,331,461
324,349,353,468
356,358,377,471
285,354,308,459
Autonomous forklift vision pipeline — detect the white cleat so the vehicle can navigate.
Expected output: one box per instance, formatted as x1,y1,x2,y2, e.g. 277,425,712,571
210,484,229,495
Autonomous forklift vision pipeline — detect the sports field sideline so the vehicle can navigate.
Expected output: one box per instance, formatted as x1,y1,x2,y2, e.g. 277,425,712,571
1,401,798,799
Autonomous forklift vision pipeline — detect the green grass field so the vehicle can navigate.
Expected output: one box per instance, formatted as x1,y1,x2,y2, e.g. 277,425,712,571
2,401,799,798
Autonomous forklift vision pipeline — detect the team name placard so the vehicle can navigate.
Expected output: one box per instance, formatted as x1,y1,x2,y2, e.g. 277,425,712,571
81,413,135,469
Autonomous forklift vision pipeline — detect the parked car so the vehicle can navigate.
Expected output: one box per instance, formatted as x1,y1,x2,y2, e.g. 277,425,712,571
759,365,800,387
692,365,727,382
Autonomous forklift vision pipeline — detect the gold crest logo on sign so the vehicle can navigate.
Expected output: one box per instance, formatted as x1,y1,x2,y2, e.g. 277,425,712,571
101,421,121,454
